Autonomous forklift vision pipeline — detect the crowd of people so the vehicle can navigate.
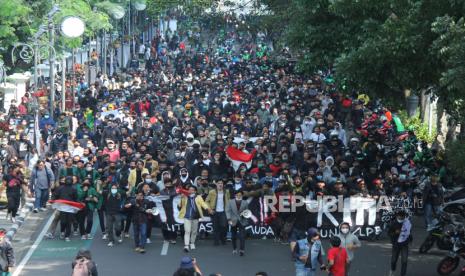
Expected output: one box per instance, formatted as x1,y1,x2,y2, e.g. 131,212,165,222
0,17,453,276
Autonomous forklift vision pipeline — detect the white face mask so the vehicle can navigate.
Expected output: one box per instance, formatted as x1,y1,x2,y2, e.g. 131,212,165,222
341,228,349,234
189,193,196,198
111,188,117,195
397,218,405,223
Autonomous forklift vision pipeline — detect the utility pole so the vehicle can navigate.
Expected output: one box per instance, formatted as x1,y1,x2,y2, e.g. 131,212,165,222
61,55,66,112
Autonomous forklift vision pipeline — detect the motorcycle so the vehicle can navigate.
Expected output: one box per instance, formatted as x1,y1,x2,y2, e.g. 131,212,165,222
419,212,454,253
437,225,465,275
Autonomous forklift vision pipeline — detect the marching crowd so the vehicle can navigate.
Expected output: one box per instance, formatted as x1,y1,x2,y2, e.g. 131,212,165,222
0,19,452,276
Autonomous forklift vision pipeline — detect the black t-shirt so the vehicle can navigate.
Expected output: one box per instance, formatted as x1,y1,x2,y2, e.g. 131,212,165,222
3,174,22,194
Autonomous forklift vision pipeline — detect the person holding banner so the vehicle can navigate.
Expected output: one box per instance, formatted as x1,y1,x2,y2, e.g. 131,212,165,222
225,189,249,256
124,191,154,254
178,185,213,252
206,179,230,246
52,176,78,242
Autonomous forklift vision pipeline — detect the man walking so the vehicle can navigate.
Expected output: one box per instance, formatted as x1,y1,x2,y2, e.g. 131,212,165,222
178,185,212,252
225,189,249,256
388,210,412,276
104,184,124,247
30,160,55,213
206,179,230,246
0,228,14,275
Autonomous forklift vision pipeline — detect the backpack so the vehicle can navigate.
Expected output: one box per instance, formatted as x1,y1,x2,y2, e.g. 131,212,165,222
72,258,90,276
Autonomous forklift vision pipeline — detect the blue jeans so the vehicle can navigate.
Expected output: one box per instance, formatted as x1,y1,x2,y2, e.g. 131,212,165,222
34,188,49,209
134,222,147,249
295,264,316,276
424,203,439,227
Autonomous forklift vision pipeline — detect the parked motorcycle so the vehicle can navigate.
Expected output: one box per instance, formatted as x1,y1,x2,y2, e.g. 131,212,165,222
419,212,454,253
437,225,465,275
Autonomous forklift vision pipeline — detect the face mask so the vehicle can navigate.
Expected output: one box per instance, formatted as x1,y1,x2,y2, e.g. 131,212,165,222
341,228,349,234
236,196,242,201
44,115,50,119
111,188,117,195
316,175,323,180
86,167,92,172
397,218,405,223
108,144,114,150
175,152,181,157
189,194,196,198
145,179,152,183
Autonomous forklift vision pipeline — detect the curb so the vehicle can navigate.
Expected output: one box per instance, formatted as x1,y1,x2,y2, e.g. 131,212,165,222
6,202,34,241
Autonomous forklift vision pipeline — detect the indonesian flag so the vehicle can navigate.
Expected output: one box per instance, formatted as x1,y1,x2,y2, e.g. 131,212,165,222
226,146,256,171
49,200,85,214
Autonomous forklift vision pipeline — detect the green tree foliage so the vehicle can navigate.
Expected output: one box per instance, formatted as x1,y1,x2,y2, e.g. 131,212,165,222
0,0,31,59
261,0,465,124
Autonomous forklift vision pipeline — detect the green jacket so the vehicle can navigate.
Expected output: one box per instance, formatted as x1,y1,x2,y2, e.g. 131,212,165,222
59,166,79,178
77,184,99,211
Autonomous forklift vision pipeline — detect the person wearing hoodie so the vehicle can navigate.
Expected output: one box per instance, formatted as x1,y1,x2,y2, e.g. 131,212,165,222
336,222,361,276
103,183,124,247
160,178,178,244
175,168,193,188
333,122,347,146
52,176,77,242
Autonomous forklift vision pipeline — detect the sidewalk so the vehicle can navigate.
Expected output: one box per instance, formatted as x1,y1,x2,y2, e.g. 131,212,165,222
0,198,35,240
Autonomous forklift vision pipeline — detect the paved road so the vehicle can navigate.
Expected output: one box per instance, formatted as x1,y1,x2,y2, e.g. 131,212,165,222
13,216,453,276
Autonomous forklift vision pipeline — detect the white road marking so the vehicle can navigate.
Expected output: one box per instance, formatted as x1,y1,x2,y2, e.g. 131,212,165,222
161,240,169,256
12,213,55,276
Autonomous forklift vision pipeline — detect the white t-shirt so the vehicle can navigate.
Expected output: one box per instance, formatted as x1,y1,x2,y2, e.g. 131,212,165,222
216,191,224,212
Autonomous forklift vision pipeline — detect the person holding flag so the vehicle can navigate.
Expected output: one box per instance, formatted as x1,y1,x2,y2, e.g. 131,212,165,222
51,176,80,242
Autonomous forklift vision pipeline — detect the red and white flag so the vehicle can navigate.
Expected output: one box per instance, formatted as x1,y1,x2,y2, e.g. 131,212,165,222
226,146,256,171
49,200,85,214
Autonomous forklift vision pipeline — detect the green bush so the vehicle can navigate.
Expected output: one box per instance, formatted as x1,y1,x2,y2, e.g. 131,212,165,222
445,140,465,179
398,110,437,144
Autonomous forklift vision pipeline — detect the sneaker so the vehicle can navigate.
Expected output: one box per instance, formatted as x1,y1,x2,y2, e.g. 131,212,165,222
170,240,176,244
65,237,71,242
102,234,108,240
33,208,39,213
139,248,146,254
44,233,54,239
40,207,47,212
134,247,141,252
146,238,151,244
73,231,79,237
60,233,65,240
118,236,123,243
239,250,244,256
107,242,114,247
232,250,238,254
86,234,93,240
190,243,196,250
183,246,189,253
11,217,16,223
81,235,87,240
124,233,130,238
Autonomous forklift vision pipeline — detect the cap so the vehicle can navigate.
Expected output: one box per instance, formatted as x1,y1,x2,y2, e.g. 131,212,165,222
180,256,194,269
307,227,319,238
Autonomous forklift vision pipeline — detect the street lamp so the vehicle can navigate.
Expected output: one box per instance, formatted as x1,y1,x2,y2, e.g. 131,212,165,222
60,16,85,112
60,17,86,38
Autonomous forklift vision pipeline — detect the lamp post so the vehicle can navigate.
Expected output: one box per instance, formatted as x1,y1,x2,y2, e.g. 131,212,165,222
60,16,86,112
48,5,60,119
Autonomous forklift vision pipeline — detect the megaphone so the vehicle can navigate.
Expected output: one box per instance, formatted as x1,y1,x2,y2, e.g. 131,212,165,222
149,207,160,216
240,209,252,219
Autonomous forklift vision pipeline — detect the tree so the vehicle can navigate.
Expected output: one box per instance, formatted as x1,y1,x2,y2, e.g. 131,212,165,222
0,0,31,60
